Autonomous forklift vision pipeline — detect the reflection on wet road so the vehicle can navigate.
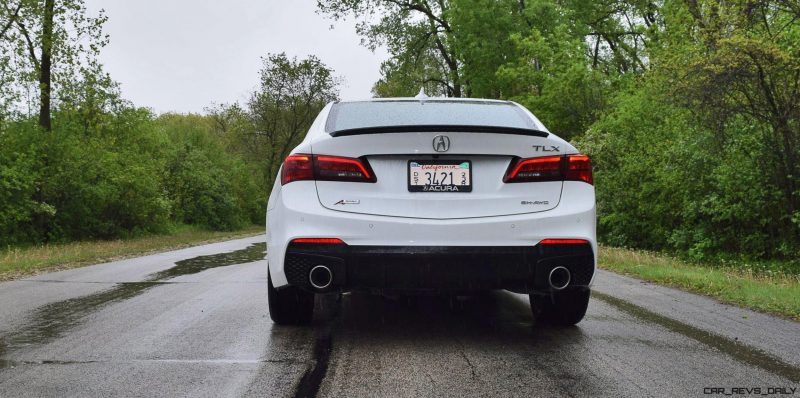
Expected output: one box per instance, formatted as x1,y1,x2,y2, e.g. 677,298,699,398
314,292,799,397
0,243,266,351
592,292,800,383
0,236,797,397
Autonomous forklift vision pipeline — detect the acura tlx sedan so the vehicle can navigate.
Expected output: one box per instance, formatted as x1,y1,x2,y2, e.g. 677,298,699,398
266,97,596,326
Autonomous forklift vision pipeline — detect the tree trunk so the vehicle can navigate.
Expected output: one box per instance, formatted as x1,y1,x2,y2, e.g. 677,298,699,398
775,120,798,219
38,0,54,131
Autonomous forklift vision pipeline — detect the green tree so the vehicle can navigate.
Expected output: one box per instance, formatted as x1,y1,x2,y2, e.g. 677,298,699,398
496,18,610,138
447,0,525,98
0,0,109,129
318,0,462,97
659,0,800,233
248,53,339,187
578,0,800,259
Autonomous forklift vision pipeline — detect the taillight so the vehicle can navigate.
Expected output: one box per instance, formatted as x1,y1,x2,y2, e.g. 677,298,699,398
503,155,562,183
315,155,376,183
503,154,593,185
564,155,592,185
281,154,376,185
281,154,314,185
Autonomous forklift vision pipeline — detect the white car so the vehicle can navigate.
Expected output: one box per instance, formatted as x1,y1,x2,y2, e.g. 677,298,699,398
266,97,596,326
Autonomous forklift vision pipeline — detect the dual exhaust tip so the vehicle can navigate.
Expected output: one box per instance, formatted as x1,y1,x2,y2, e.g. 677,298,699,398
548,266,571,290
309,265,333,290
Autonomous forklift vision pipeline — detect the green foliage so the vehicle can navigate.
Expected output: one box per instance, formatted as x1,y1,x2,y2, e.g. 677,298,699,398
0,121,50,244
575,0,800,261
45,116,171,240
0,48,335,246
0,0,111,126
576,83,689,251
0,108,268,246
159,113,263,230
247,53,339,187
318,0,461,96
497,26,610,139
449,0,522,98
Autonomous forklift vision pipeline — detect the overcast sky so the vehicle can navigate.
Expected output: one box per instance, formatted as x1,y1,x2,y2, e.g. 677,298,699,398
83,0,387,114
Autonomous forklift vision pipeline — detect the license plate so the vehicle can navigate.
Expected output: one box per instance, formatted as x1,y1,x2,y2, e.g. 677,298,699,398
408,160,472,192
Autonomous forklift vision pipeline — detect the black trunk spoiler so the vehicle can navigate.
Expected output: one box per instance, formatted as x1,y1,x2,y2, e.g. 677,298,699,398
328,125,550,138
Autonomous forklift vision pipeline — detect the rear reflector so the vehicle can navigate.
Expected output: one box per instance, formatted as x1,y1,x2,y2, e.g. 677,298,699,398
538,239,590,245
504,154,593,185
281,154,376,185
290,238,345,245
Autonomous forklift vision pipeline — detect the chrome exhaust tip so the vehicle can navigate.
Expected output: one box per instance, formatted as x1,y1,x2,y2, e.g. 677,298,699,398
309,265,333,290
548,266,571,290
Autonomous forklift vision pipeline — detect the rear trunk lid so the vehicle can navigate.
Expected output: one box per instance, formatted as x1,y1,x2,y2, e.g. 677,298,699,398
311,131,574,219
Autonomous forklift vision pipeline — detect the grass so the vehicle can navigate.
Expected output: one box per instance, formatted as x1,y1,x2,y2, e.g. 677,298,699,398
0,224,264,281
599,247,800,321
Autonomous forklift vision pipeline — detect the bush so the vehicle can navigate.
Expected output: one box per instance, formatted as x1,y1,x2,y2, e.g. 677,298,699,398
158,113,266,230
0,108,266,246
0,122,51,245
577,80,799,261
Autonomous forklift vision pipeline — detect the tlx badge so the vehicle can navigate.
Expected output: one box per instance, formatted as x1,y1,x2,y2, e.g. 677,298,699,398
532,145,560,152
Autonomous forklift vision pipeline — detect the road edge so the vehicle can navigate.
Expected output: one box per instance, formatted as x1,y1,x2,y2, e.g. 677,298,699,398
0,229,265,282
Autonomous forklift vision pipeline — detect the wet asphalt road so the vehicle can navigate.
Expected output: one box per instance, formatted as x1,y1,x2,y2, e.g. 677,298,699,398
0,236,798,397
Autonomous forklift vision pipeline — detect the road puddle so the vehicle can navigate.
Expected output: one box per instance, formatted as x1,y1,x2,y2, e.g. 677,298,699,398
0,243,266,353
147,242,266,280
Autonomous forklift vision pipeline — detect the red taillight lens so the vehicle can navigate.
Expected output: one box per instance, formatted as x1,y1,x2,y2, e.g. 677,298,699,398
290,238,345,244
315,155,376,183
503,154,593,185
538,239,590,245
503,155,563,183
281,154,314,185
281,154,376,185
565,155,593,185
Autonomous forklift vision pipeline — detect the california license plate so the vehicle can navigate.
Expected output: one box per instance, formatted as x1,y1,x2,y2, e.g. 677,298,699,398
408,160,472,192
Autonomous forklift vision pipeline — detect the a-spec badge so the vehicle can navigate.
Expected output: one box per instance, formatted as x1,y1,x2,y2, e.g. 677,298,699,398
334,199,360,205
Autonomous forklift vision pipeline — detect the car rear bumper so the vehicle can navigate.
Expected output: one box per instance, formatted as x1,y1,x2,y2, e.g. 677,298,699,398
267,181,596,288
282,242,594,294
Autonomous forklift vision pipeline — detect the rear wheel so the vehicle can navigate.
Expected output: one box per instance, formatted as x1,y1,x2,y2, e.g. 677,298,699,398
268,270,314,325
530,288,590,326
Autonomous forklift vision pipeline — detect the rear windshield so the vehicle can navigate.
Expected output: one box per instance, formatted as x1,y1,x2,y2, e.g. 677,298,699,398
325,100,538,133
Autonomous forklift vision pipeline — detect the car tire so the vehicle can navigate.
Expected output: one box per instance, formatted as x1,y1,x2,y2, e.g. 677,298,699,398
268,270,314,325
530,287,590,326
